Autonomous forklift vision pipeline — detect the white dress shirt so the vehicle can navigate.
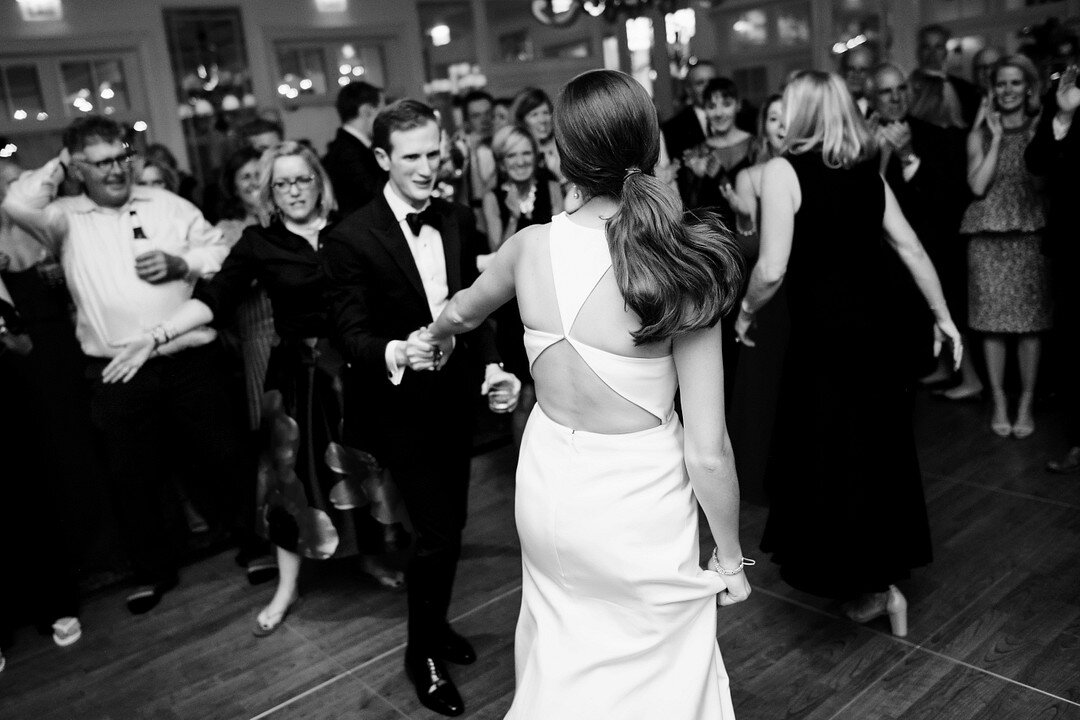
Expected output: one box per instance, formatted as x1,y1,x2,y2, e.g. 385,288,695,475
2,160,228,357
694,106,709,137
382,182,450,385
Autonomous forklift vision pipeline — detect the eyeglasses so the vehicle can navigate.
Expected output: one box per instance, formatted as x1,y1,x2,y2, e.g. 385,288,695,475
76,150,134,173
271,175,316,192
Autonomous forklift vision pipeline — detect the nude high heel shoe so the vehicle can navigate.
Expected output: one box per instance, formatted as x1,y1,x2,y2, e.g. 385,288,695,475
884,586,907,637
843,585,908,637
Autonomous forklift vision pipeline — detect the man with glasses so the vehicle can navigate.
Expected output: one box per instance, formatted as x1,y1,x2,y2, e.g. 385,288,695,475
839,44,879,117
869,63,973,388
2,116,242,616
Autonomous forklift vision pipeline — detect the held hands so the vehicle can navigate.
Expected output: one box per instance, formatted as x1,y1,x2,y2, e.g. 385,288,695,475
402,327,453,372
933,316,964,372
135,251,188,284
482,365,522,414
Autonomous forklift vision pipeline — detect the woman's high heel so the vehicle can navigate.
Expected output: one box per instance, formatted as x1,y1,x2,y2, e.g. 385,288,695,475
843,585,908,637
884,585,907,637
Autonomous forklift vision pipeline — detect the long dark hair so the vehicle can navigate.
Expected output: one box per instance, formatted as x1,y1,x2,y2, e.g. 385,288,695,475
555,70,742,345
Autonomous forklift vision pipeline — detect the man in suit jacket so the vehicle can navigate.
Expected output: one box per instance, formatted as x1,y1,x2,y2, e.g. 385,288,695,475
661,61,717,163
870,63,973,385
917,24,981,127
322,81,387,216
1026,68,1080,473
840,44,879,118
322,99,520,717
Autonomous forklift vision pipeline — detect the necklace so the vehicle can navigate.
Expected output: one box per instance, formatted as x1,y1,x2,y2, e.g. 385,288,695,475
504,181,537,217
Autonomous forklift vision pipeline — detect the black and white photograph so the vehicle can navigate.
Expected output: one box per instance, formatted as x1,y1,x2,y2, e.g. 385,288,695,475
1,1,1078,718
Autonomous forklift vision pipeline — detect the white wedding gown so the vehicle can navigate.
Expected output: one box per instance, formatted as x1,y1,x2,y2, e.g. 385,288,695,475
504,213,735,719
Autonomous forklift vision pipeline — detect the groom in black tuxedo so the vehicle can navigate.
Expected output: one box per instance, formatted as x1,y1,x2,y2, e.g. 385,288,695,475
322,99,519,717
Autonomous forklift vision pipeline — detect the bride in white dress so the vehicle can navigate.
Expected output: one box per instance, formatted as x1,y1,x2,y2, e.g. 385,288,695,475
423,69,751,719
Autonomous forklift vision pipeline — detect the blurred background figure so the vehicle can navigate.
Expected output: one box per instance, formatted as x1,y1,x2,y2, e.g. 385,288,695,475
322,81,387,216
839,43,880,117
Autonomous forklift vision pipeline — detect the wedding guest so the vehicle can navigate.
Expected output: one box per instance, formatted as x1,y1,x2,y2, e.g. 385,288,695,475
322,81,387,215
869,63,975,388
239,118,285,153
425,68,749,718
137,158,179,194
1028,65,1080,472
103,141,407,634
511,87,565,191
322,99,521,717
143,143,198,205
479,123,563,446
662,60,717,161
723,94,787,505
492,97,513,134
962,55,1050,438
215,145,280,584
917,24,981,126
973,46,1004,93
455,90,498,221
2,115,241,614
677,77,754,225
840,43,879,117
736,70,962,636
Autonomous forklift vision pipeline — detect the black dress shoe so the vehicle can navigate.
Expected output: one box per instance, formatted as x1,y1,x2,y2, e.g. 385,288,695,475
125,575,179,615
435,626,476,665
404,652,465,717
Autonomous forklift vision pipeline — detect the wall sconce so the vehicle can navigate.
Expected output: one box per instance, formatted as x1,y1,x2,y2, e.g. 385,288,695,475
16,0,63,22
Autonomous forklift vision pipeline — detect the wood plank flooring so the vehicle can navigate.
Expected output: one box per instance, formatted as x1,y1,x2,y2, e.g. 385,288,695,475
1,394,1078,719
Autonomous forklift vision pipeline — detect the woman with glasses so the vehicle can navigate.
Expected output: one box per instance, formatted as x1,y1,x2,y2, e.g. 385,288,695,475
103,141,406,635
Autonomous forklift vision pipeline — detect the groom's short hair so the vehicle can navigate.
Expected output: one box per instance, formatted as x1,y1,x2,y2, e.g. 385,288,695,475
373,99,438,154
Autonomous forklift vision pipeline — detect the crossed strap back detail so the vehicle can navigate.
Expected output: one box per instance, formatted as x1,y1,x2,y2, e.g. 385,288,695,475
522,213,677,423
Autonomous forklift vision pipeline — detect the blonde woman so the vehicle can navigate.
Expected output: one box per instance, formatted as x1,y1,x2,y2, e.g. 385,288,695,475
735,71,962,636
104,141,404,635
961,55,1050,438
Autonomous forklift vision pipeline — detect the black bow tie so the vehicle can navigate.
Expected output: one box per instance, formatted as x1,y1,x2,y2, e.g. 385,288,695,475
405,207,441,236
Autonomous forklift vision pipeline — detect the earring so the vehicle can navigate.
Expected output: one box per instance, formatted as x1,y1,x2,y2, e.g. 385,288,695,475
571,185,580,200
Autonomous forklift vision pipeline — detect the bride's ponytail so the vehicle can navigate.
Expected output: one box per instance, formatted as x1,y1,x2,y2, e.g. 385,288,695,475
556,70,742,345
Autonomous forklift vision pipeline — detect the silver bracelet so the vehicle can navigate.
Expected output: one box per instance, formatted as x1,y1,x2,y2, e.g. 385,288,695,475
711,547,756,576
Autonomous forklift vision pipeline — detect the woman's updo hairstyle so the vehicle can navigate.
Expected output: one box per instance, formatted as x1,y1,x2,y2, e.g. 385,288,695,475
554,69,742,344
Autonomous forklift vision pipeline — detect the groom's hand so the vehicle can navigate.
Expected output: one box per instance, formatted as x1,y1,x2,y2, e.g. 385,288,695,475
419,328,454,371
482,365,522,414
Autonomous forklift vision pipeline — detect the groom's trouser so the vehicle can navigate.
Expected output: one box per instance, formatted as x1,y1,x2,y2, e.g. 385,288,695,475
375,376,476,653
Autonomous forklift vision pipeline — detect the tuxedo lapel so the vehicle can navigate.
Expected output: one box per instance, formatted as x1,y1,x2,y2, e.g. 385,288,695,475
438,202,463,295
370,194,428,305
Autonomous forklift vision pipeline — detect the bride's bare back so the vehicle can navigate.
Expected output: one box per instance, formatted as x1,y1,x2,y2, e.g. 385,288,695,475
514,213,672,435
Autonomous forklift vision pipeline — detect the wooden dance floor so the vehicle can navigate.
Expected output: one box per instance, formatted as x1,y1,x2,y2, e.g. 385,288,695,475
1,394,1078,719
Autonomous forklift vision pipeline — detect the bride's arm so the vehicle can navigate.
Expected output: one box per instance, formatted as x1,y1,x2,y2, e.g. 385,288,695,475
426,224,533,342
673,323,748,604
